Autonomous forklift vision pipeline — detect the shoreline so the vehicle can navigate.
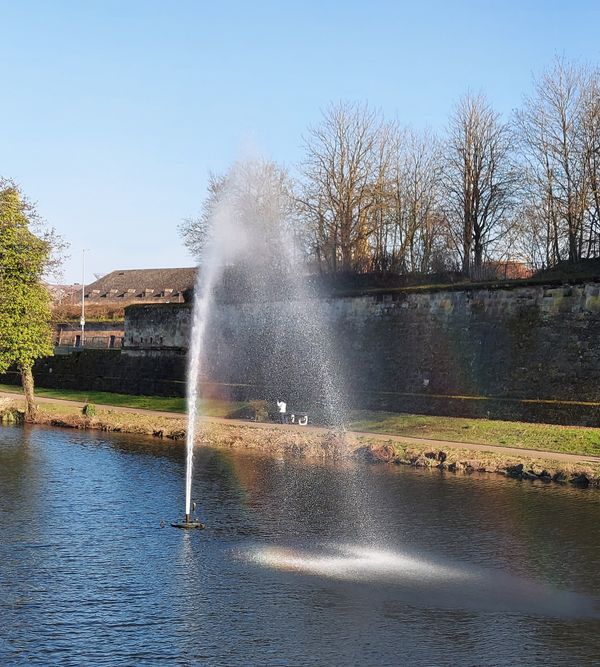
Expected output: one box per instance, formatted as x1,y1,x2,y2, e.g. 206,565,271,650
2,395,599,489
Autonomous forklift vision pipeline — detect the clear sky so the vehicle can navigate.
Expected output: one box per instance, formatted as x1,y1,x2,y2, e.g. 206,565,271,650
1,0,599,283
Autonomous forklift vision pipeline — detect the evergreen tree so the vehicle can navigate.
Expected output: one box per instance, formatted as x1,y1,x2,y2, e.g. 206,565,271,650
0,183,54,420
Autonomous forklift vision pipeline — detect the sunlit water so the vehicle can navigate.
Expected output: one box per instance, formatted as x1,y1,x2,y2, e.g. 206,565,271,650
1,425,600,666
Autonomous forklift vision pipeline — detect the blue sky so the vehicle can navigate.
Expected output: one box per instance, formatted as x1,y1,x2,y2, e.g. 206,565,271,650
1,0,599,283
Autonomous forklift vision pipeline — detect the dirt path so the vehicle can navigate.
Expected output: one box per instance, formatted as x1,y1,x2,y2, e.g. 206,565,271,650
2,390,600,464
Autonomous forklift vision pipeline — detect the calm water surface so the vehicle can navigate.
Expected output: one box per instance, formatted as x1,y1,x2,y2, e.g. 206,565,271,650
1,425,599,666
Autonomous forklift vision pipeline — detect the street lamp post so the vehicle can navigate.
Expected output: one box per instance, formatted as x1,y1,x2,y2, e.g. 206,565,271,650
80,249,89,347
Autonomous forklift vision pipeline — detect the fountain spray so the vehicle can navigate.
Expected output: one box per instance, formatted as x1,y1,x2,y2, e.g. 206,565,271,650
172,157,348,529
171,164,250,529
171,257,218,530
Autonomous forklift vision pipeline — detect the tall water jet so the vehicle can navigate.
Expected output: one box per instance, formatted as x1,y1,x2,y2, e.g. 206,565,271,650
174,158,348,527
174,177,240,528
172,264,215,529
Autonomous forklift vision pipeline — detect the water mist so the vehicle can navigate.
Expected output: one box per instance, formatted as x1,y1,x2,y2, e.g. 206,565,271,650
173,158,348,527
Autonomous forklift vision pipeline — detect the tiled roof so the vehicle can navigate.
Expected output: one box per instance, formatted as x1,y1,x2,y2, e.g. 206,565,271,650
84,267,197,302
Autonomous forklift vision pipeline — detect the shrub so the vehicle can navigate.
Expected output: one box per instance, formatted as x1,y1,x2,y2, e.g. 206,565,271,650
249,400,269,421
82,403,96,418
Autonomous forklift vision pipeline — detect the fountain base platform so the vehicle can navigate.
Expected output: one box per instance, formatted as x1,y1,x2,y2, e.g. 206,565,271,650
171,520,205,529
171,514,205,529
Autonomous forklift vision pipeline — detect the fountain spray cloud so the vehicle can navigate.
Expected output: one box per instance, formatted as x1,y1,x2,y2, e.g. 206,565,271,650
185,162,258,517
184,158,347,518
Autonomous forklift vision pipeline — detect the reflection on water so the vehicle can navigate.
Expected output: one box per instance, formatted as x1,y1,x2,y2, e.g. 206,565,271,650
246,544,469,581
243,543,597,618
1,424,600,666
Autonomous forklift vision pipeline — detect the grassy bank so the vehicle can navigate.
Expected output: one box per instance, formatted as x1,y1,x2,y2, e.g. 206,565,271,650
0,383,245,416
1,393,600,488
0,383,186,412
349,411,600,457
2,384,600,457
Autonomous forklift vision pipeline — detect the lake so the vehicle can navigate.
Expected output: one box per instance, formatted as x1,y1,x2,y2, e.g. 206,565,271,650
1,425,599,666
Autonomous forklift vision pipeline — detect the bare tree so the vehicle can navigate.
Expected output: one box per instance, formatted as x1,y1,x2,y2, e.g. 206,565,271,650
515,59,592,265
443,93,517,278
298,102,389,272
183,57,600,281
506,197,551,272
361,120,400,272
180,162,296,264
582,67,600,257
387,129,444,273
179,172,227,261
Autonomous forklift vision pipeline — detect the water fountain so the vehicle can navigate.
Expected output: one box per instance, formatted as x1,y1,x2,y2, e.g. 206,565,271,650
172,158,347,529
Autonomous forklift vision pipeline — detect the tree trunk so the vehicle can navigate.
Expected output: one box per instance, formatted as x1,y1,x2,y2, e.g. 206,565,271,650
21,365,37,422
568,229,579,263
473,226,484,280
462,234,471,277
462,214,473,277
338,208,356,271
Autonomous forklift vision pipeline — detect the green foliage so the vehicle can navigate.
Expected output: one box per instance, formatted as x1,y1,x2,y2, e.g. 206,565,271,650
0,183,53,374
82,403,96,417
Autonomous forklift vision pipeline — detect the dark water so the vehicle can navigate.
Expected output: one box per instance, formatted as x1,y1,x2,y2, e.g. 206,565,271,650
1,426,599,666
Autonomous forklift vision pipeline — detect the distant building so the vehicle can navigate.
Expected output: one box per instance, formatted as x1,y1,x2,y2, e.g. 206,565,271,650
48,267,197,351
54,321,125,350
83,267,197,305
480,261,534,281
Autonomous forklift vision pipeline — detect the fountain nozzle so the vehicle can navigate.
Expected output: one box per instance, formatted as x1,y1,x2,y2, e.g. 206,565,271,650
171,509,205,530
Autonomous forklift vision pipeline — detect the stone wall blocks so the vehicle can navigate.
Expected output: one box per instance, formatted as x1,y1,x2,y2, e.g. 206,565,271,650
18,279,600,426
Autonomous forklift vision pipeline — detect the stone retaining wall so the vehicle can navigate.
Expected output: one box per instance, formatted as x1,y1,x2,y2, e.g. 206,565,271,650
3,280,600,425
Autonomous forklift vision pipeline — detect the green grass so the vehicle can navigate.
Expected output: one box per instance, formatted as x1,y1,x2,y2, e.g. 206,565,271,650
349,411,600,457
2,383,600,457
0,384,186,413
0,383,251,417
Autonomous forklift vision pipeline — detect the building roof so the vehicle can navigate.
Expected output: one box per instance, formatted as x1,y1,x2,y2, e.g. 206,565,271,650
84,267,197,303
482,260,533,280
